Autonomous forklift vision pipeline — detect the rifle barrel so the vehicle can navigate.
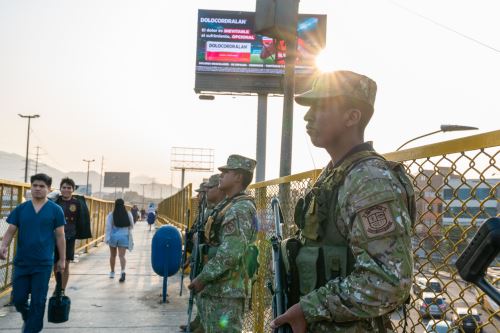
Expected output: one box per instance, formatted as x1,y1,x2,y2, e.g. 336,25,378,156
271,198,286,319
185,194,207,331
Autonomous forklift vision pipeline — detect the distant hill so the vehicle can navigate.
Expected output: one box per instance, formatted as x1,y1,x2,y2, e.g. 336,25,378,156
0,151,178,198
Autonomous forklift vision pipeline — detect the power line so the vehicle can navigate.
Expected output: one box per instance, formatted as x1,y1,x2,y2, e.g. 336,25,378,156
29,128,68,172
387,0,500,54
33,146,45,174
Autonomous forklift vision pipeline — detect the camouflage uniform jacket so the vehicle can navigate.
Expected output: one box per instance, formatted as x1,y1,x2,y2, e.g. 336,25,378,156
298,143,414,332
197,192,258,298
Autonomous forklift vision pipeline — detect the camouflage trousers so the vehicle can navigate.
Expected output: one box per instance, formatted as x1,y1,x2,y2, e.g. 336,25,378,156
307,315,394,333
199,295,244,333
190,294,202,330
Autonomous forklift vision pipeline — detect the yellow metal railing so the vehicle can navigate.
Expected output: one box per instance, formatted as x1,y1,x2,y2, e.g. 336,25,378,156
0,179,115,298
157,184,193,230
0,179,28,299
152,130,500,332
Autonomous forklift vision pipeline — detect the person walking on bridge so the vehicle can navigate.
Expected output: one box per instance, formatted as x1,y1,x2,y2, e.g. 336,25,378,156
147,202,156,231
131,204,140,224
0,173,66,333
105,198,134,282
51,177,92,297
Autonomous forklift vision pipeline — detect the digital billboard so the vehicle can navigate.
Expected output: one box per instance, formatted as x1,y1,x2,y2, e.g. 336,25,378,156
194,9,326,94
103,172,130,188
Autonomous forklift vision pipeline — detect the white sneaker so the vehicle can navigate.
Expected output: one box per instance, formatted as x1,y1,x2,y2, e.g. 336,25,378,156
109,271,115,278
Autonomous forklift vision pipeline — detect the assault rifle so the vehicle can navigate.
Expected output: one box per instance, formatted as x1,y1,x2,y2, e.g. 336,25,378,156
179,208,190,296
270,198,293,333
185,193,207,333
455,217,500,307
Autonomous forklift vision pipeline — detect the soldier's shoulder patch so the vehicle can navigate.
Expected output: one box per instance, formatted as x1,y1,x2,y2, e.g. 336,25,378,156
359,203,395,238
222,219,237,235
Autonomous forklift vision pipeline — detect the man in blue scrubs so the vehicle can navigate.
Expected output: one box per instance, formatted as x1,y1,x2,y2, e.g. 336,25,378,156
0,173,66,333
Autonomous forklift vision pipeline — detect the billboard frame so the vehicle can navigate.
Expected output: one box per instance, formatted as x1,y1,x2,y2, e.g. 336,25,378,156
194,9,326,95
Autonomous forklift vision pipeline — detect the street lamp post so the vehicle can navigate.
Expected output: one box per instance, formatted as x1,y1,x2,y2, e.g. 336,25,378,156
396,125,478,151
82,159,95,195
18,114,40,182
141,184,147,209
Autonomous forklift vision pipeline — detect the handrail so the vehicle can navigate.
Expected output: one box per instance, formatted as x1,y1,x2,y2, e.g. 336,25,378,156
248,169,322,189
0,179,29,187
383,129,500,162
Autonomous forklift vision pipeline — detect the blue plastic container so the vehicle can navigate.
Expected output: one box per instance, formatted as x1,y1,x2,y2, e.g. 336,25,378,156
151,225,182,277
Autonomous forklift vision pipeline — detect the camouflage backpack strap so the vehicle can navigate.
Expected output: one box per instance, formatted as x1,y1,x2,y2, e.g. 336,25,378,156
294,151,384,238
204,194,255,244
328,150,387,240
384,160,417,228
204,199,231,244
335,150,386,180
339,150,416,229
221,194,255,215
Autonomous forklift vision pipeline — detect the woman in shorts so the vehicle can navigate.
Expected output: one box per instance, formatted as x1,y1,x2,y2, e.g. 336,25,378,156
105,199,134,282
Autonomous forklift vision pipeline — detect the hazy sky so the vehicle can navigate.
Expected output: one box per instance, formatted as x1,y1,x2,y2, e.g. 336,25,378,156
1,0,499,188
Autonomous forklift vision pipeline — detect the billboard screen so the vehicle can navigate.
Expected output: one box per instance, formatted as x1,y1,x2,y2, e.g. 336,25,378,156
103,172,130,188
195,9,326,94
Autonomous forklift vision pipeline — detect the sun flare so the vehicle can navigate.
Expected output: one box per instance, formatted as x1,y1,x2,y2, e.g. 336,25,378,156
315,48,336,72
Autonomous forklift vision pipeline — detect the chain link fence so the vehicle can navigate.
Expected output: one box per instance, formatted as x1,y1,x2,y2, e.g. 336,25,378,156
383,130,499,333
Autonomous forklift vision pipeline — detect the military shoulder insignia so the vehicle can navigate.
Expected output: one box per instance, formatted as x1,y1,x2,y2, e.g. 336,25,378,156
222,219,237,235
69,204,77,213
360,203,395,238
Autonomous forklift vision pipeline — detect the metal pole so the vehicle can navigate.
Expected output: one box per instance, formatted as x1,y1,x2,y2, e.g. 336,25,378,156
256,93,268,182
86,163,90,194
151,179,155,199
181,168,186,189
162,241,170,303
141,184,146,209
279,36,297,178
18,114,39,182
83,159,95,195
99,156,104,198
170,173,173,196
24,117,31,182
34,146,40,174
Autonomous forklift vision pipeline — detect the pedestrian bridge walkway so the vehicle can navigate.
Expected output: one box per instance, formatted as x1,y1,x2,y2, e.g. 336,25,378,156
0,222,189,332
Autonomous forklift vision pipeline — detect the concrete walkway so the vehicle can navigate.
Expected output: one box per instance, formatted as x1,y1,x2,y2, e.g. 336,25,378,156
0,222,189,332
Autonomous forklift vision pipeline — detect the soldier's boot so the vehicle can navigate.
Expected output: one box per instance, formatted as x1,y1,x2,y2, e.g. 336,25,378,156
179,315,201,332
179,325,204,333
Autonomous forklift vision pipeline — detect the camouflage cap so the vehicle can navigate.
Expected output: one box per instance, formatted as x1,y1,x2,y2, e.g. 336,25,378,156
205,174,221,188
218,154,256,174
194,181,207,193
295,70,377,107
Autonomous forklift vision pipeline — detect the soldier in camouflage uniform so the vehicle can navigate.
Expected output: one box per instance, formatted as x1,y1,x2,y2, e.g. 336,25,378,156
188,155,258,333
181,175,226,333
271,71,415,333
